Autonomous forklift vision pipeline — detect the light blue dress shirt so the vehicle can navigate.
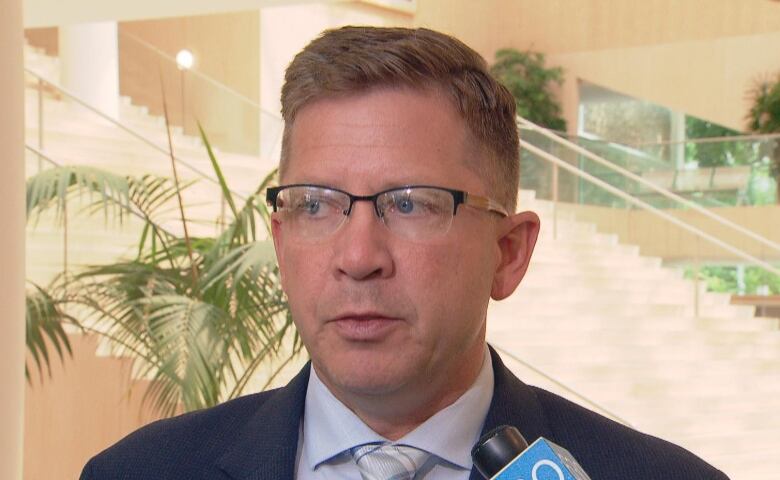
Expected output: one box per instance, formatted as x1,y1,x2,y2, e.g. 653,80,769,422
294,348,494,479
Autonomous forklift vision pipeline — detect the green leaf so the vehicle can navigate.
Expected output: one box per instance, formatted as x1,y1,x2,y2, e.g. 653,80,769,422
198,122,239,219
491,47,567,131
25,282,79,383
27,126,296,416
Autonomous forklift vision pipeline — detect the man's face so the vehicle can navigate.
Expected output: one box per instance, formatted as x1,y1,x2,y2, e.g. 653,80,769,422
272,87,507,404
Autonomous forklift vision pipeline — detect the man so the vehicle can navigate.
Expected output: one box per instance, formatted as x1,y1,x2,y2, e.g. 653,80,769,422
81,26,728,479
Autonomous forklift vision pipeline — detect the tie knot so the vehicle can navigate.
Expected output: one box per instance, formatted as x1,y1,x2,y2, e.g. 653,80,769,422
351,443,431,480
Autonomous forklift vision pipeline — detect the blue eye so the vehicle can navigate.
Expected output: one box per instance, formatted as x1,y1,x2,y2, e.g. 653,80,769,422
305,199,320,215
396,197,415,214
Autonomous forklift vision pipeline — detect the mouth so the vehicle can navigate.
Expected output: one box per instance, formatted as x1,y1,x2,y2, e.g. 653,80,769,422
328,313,403,341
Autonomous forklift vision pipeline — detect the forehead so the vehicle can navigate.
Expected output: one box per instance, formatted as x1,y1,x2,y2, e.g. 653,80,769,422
283,87,485,193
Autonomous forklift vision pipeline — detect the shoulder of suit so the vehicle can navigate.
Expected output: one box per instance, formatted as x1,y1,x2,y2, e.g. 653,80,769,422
117,388,277,447
81,388,280,478
529,386,730,480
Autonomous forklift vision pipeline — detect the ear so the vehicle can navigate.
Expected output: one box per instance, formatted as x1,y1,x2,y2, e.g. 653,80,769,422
491,211,541,300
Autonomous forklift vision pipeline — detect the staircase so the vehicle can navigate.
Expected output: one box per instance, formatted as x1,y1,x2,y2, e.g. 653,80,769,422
24,42,280,284
23,42,780,480
488,190,780,479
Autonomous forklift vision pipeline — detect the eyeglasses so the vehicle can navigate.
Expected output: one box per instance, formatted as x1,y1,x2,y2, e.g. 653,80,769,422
266,184,508,241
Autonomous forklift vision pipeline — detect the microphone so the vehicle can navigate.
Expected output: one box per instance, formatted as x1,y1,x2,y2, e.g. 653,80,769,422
471,425,592,480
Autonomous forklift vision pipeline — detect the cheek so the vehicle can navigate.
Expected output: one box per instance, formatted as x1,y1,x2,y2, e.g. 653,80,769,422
404,240,495,316
279,244,329,311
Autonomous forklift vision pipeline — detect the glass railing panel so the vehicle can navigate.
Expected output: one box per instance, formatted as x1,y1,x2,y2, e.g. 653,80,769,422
632,137,779,208
520,131,780,304
521,130,642,209
523,130,780,210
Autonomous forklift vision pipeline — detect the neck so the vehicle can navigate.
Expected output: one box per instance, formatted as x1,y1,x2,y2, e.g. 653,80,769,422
317,342,487,441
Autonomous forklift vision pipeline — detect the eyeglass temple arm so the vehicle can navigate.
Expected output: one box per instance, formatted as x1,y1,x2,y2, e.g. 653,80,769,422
464,194,509,217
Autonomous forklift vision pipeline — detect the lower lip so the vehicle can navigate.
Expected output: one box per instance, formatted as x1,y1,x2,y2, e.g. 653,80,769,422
331,317,402,341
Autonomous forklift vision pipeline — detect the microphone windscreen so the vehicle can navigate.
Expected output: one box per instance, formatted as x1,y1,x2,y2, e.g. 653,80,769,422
471,425,529,478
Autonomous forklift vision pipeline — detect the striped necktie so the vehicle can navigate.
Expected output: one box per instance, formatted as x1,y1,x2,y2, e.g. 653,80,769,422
351,442,431,480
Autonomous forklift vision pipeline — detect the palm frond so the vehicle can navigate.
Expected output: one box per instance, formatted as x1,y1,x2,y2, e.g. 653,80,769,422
27,166,131,227
198,122,239,219
25,282,79,383
28,125,297,416
200,240,277,292
208,167,278,254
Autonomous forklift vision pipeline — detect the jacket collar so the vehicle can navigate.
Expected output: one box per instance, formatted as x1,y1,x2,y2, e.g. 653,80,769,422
468,346,553,480
216,363,311,480
214,346,551,480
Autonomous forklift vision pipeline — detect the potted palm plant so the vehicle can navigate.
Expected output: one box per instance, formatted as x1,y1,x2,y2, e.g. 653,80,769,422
26,126,300,416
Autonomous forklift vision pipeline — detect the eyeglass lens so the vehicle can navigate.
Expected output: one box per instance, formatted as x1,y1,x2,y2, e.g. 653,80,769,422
274,186,456,240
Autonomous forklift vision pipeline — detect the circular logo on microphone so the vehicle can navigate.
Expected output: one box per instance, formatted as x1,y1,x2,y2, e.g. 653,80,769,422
531,459,565,480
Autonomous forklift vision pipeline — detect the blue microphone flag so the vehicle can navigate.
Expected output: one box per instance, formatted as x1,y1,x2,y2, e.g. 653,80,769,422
492,438,591,480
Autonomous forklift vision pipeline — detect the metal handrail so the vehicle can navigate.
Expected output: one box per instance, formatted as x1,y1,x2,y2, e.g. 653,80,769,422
548,128,780,148
24,66,250,203
523,128,669,172
519,116,780,256
521,139,780,277
629,132,780,148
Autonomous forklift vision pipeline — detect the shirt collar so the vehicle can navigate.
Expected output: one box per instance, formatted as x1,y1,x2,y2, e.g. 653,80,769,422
301,347,494,472
301,365,385,471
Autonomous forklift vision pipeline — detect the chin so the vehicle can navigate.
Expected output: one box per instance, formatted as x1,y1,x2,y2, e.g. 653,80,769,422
317,348,422,397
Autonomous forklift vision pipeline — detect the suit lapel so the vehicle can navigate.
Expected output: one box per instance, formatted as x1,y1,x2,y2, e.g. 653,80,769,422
213,349,549,480
216,363,311,480
468,346,554,480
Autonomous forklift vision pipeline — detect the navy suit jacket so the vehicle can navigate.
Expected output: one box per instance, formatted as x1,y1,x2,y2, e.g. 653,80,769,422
81,348,729,479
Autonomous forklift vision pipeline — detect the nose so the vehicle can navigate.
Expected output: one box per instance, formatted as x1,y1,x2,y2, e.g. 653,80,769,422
331,200,394,281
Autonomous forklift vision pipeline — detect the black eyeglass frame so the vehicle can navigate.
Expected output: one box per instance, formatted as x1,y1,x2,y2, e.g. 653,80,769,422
265,184,509,218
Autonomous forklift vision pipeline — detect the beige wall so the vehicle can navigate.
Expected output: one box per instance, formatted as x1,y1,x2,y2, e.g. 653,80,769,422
259,2,412,116
415,0,780,133
415,0,780,58
24,335,161,480
23,27,57,56
551,31,780,133
559,202,780,263
1,0,27,478
24,1,780,136
23,13,264,155
23,335,307,480
120,12,261,155
23,0,339,28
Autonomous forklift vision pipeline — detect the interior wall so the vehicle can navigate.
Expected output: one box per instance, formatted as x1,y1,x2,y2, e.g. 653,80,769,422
559,203,780,263
259,2,412,117
24,335,161,480
414,0,780,133
23,0,339,28
551,31,780,133
23,27,57,56
414,0,780,58
256,1,412,161
27,1,780,139
120,11,261,155
1,0,27,477
23,13,263,155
